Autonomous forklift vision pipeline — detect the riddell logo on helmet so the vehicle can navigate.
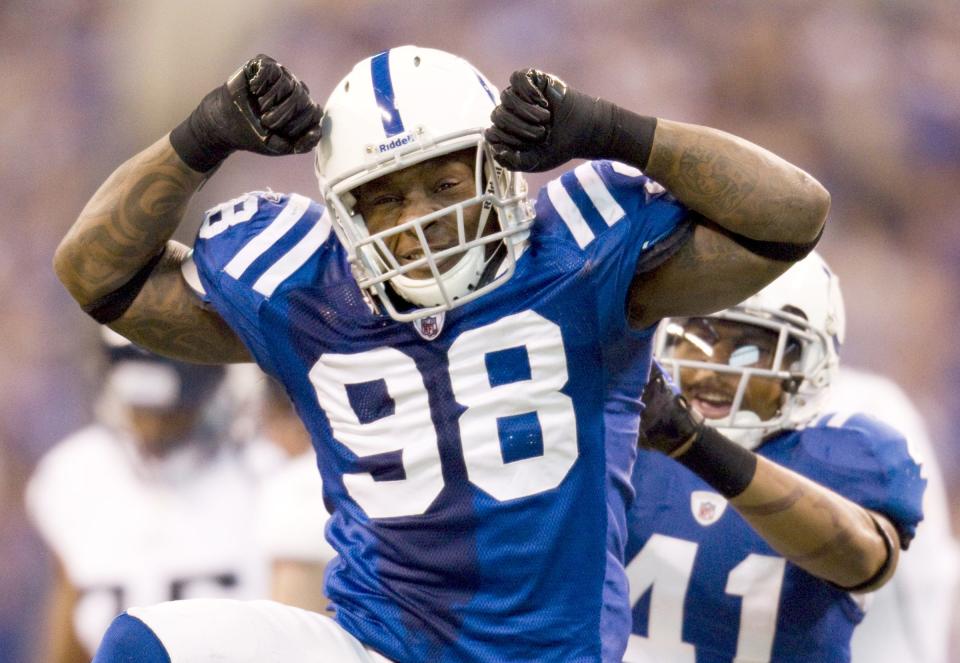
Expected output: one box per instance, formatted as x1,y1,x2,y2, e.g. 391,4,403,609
376,133,418,153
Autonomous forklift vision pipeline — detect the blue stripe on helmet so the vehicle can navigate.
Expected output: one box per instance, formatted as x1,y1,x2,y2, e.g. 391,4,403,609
473,69,496,103
370,50,405,137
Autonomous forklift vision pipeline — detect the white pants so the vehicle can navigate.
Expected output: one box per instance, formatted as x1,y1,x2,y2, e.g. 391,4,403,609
126,599,394,663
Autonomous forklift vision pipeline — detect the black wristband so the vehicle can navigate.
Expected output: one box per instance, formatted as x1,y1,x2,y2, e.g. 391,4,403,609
606,107,658,171
169,84,238,173
675,426,758,498
82,251,164,324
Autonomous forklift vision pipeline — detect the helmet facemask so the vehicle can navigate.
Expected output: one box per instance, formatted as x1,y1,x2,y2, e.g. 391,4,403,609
653,252,844,449
655,308,834,449
315,46,534,322
320,134,531,321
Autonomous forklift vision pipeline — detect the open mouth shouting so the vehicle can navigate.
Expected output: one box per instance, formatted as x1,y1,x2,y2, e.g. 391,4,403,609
687,385,735,419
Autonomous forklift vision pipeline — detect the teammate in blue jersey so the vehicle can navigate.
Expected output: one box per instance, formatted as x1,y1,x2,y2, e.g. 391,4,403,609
54,46,830,662
625,253,926,663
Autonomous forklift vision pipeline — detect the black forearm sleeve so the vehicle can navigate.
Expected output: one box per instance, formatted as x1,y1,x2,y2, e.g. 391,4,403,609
81,251,164,324
605,106,658,172
675,426,758,498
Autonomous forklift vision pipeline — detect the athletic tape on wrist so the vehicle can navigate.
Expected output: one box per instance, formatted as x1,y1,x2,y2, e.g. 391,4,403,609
169,118,230,174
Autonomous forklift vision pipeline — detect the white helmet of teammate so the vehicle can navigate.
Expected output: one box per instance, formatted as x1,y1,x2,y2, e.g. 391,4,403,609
654,251,845,449
315,46,534,321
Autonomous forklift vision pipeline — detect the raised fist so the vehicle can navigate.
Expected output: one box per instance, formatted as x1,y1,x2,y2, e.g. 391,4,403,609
484,69,616,173
638,362,703,457
170,54,323,172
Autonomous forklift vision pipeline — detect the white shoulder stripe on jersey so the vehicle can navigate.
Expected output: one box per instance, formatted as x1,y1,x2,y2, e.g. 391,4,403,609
253,210,333,296
574,162,625,227
611,161,643,178
225,194,311,280
825,411,854,428
547,179,594,249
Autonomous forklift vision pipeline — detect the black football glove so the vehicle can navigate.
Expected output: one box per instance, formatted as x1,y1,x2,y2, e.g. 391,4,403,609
170,54,323,173
638,362,703,457
484,69,610,172
485,69,656,173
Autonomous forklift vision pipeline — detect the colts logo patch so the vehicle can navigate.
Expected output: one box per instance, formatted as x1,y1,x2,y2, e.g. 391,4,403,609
690,490,728,526
413,313,445,341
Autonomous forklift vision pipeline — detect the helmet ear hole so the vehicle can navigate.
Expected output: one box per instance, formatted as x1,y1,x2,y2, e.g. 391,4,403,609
781,376,802,394
781,304,807,320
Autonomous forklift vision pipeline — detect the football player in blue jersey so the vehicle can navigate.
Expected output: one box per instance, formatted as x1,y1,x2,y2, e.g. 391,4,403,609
625,253,926,663
54,47,831,662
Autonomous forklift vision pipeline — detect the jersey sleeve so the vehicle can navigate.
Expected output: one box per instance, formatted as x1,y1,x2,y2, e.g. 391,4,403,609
533,160,693,336
189,192,335,375
796,414,927,548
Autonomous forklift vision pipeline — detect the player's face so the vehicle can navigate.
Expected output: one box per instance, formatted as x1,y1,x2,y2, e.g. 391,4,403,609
128,406,204,458
352,149,483,279
667,318,796,421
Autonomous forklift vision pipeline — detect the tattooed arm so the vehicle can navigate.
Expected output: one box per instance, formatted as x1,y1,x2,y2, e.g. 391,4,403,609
482,71,829,328
53,137,252,363
730,457,900,591
627,120,830,327
53,55,321,363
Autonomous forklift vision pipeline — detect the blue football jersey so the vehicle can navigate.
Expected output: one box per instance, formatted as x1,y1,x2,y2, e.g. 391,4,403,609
190,161,691,663
624,413,926,663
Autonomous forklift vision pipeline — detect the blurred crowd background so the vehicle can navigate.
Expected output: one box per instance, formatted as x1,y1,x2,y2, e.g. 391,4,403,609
2,0,958,660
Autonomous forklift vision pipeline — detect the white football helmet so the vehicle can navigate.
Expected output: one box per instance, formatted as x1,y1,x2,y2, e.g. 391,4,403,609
315,46,534,321
654,252,845,449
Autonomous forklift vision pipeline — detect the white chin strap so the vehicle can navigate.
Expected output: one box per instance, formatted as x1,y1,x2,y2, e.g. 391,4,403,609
708,410,766,450
390,245,485,307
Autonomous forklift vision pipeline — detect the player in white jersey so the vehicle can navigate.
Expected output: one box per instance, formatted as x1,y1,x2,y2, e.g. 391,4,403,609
205,365,333,611
25,331,270,661
254,377,335,613
831,368,959,663
53,47,830,662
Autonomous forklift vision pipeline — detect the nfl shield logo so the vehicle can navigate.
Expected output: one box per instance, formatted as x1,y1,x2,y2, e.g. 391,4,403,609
690,490,728,526
413,313,445,341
